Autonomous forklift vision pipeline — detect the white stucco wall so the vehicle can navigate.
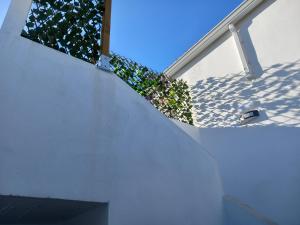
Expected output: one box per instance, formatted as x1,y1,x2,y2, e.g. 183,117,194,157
175,33,243,83
238,0,300,69
174,0,300,128
0,1,223,225
174,120,300,225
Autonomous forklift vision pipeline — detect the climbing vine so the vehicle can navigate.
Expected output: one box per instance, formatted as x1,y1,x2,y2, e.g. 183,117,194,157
21,0,103,64
22,0,194,124
110,54,194,124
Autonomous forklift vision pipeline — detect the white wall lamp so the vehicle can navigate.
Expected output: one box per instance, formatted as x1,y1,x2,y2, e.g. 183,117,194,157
229,24,256,80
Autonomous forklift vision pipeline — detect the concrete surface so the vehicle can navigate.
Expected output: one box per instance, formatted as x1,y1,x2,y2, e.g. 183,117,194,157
0,1,223,225
1,1,298,225
174,120,300,225
171,0,300,127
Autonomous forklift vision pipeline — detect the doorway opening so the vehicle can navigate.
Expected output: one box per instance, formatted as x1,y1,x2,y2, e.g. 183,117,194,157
0,195,108,225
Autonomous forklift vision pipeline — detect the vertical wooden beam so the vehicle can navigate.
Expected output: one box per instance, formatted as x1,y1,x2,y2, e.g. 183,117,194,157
101,0,112,56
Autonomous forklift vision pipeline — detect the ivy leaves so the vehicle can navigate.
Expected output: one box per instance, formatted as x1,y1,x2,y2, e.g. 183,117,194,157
22,0,103,63
110,54,194,125
22,0,194,125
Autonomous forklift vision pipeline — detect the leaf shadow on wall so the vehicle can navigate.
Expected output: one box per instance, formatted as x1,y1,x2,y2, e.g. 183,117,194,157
190,60,300,127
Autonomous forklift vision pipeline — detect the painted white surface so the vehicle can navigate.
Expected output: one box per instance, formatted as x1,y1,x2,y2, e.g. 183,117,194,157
238,0,300,70
229,24,252,76
164,0,264,78
175,33,243,83
224,195,278,225
173,0,300,128
189,62,300,127
0,1,223,225
174,120,300,225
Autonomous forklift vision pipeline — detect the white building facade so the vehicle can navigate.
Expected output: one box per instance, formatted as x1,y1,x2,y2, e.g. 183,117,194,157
167,3,300,224
0,1,224,225
166,0,300,127
1,1,300,225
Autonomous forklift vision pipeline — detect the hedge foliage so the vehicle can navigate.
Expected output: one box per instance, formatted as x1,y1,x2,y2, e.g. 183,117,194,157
21,0,194,124
21,0,103,64
110,54,193,124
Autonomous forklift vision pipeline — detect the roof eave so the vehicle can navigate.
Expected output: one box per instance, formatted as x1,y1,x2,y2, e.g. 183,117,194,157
164,0,265,78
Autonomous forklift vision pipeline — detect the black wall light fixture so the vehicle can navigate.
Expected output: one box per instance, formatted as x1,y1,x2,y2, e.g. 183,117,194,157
240,109,260,124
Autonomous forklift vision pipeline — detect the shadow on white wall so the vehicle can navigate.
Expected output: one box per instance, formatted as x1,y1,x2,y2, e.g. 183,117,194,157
237,0,277,78
190,60,300,127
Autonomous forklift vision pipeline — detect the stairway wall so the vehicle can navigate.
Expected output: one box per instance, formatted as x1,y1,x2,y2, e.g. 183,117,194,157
0,1,223,225
174,120,300,225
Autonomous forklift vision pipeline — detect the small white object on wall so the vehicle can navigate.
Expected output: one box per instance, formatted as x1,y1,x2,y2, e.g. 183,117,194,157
96,54,112,72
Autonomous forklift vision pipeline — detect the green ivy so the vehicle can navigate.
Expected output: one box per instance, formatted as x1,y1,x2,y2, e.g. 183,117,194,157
21,0,103,64
110,54,194,124
22,0,194,125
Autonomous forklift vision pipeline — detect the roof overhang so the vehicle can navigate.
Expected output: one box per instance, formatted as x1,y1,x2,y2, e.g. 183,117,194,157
164,0,265,78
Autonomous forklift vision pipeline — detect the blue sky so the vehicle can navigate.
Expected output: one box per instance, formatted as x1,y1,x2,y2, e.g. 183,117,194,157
0,0,10,28
0,0,243,71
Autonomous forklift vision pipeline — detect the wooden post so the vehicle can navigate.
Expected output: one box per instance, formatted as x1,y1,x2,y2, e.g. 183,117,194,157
101,0,112,56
